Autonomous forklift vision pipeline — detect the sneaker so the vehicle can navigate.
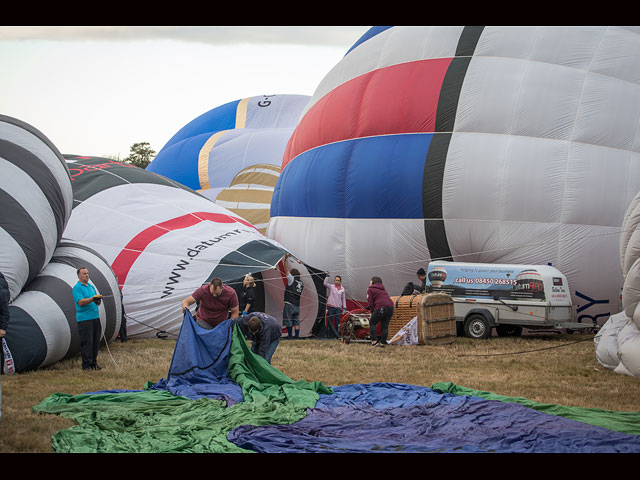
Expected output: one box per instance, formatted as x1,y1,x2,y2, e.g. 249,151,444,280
92,365,102,370
371,341,379,346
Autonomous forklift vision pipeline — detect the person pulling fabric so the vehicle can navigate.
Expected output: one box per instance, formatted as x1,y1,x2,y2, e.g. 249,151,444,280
236,312,282,364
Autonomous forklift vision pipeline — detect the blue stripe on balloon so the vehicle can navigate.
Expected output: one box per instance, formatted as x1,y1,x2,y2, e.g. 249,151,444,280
271,133,433,219
159,99,241,151
148,99,243,189
345,26,393,56
146,133,212,190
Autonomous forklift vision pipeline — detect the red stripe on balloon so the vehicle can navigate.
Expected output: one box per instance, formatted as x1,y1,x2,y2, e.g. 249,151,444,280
111,212,256,288
282,57,453,169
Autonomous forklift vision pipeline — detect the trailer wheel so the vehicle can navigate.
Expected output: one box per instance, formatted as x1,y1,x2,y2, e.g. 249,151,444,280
464,315,491,339
496,325,523,337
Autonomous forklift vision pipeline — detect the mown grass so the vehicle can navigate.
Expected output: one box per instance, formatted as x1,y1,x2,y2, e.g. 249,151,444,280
1,332,639,453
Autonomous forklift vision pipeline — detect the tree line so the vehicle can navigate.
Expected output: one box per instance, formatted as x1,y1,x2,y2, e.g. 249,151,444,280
107,142,156,169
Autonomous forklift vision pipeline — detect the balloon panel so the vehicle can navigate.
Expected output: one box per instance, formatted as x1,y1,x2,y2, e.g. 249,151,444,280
147,95,309,234
0,115,72,300
269,26,640,325
4,240,122,372
63,155,324,338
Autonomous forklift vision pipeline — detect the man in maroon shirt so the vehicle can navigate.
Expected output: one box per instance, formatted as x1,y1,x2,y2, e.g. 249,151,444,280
181,277,239,329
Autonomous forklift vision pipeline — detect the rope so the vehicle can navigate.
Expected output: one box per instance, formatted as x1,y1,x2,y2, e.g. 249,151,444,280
457,335,596,357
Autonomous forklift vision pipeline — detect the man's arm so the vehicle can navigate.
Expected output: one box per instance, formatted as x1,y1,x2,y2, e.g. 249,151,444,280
228,289,239,319
181,295,196,313
73,284,100,307
283,254,291,276
77,297,95,306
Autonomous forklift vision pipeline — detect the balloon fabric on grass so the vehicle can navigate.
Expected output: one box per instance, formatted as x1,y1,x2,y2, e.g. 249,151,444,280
34,311,640,453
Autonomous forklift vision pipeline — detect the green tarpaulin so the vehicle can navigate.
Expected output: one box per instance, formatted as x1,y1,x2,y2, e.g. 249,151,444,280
33,323,332,453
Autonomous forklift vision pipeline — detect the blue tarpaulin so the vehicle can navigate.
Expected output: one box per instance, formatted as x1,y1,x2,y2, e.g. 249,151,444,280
151,313,244,405
229,382,640,453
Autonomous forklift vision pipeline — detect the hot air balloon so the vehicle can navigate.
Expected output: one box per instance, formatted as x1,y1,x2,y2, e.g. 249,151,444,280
63,155,325,338
0,114,73,301
146,94,310,234
4,239,122,372
596,188,640,376
269,26,640,325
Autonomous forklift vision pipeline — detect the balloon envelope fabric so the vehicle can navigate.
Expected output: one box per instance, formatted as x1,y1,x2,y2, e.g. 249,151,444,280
34,311,640,453
229,383,640,453
269,26,640,325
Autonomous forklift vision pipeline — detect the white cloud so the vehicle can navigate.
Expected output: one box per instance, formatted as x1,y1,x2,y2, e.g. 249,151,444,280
0,26,369,47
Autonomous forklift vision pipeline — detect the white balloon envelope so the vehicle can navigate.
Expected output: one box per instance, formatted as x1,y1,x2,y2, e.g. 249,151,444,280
269,26,640,325
63,155,325,338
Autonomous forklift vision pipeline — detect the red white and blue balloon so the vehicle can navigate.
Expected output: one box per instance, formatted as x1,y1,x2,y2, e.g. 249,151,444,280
269,26,640,324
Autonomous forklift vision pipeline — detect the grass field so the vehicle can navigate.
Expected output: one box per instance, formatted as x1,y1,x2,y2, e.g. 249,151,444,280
1,331,639,453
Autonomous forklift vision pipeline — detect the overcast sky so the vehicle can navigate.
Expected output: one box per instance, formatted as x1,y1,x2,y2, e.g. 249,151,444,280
0,26,370,158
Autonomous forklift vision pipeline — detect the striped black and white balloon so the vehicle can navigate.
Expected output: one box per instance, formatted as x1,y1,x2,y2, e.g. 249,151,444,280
4,239,122,372
0,115,73,301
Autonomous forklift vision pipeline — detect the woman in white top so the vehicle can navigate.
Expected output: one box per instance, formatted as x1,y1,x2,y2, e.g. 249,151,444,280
324,274,346,336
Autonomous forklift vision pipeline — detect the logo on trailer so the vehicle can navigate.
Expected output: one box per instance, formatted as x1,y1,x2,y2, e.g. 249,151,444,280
515,269,544,293
428,266,448,288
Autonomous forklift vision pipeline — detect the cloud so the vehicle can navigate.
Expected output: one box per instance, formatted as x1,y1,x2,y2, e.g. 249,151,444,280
0,26,370,47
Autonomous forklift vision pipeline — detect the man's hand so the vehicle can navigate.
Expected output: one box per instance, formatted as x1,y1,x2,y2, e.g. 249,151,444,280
181,296,195,314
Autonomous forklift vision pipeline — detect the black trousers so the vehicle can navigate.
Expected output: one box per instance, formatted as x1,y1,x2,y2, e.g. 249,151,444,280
78,318,102,369
369,306,394,343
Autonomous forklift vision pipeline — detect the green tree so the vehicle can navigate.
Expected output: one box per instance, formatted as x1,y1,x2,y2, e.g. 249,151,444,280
124,142,156,169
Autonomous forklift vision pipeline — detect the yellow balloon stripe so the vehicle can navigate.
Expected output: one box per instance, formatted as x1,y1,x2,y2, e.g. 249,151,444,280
235,97,250,129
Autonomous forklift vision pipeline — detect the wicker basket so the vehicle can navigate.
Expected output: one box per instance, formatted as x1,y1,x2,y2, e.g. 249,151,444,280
419,293,456,345
388,293,456,345
389,294,427,343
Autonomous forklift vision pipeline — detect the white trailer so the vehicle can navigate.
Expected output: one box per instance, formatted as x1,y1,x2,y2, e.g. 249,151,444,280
425,261,592,339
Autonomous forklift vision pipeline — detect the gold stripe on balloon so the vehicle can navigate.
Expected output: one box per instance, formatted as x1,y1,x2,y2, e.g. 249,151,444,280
214,163,281,234
235,97,250,128
197,130,225,190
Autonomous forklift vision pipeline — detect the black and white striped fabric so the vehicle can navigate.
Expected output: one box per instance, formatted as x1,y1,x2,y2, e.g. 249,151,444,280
0,115,73,301
4,239,122,372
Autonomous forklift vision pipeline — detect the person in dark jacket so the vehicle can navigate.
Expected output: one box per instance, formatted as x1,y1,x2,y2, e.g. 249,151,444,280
236,312,282,363
401,267,427,296
1,272,10,417
239,275,257,315
366,276,394,347
283,254,304,338
0,272,9,341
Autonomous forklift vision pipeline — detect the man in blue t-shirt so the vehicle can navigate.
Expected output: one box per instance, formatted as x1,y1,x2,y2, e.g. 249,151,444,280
72,267,102,371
